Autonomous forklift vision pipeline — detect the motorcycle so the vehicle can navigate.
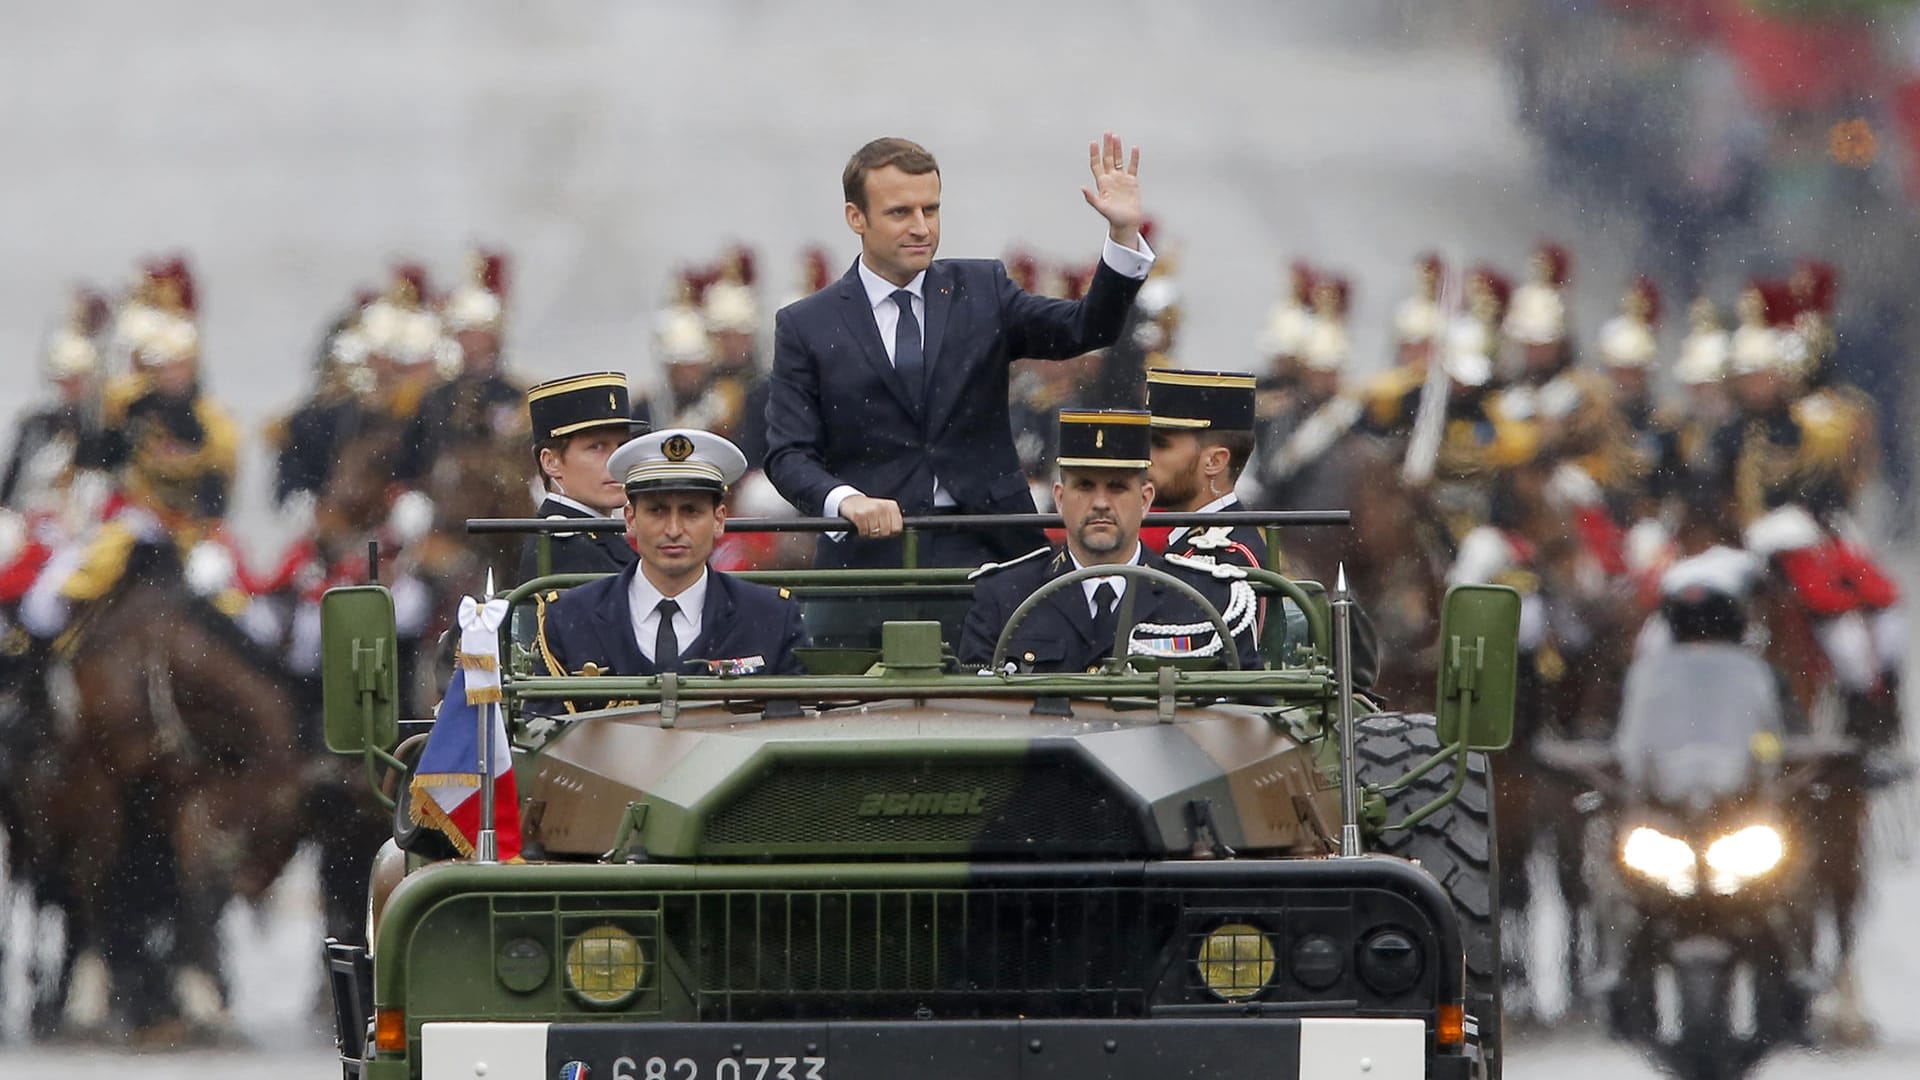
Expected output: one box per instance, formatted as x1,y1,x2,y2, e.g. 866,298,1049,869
1539,638,1855,1080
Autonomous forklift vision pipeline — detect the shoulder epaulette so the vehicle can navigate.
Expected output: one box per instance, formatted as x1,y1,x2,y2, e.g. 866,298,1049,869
966,545,1051,581
1186,525,1236,551
1164,551,1249,580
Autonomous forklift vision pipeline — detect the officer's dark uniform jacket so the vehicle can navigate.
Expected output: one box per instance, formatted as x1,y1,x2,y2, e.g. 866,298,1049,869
1162,497,1269,569
517,496,638,585
958,546,1260,673
534,560,808,694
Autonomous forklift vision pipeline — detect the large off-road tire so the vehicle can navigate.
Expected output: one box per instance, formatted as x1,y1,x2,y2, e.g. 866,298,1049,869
1355,711,1503,1080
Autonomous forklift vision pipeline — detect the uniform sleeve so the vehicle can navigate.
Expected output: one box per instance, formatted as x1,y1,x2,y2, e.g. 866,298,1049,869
957,577,1008,666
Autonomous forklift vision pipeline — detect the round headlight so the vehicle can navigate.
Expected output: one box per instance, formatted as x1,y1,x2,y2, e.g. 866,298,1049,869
1356,928,1424,995
497,936,551,994
565,924,646,1006
1291,933,1344,991
1196,922,1275,1002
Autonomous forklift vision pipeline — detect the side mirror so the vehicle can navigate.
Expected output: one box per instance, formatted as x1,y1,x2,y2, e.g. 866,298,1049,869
321,585,401,755
1435,584,1519,752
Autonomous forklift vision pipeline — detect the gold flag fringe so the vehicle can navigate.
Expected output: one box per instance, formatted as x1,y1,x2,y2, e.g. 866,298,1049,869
465,687,503,705
407,772,524,862
457,651,497,672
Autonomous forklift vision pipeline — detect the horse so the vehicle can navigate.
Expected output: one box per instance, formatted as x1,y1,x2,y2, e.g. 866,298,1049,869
1,540,310,1040
1752,574,1878,1044
1262,430,1451,704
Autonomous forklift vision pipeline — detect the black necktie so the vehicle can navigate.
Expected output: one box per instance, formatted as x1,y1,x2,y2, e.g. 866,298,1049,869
1090,581,1119,648
654,598,680,669
891,289,925,402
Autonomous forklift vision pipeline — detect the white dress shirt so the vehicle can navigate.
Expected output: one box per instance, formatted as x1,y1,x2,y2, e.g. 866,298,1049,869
824,234,1157,526
1069,544,1144,619
628,567,708,663
1166,492,1239,547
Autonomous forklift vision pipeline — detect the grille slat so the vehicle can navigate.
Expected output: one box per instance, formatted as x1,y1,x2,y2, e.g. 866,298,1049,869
670,887,1160,1020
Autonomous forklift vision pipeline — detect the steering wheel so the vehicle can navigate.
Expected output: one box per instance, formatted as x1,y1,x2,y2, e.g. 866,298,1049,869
989,563,1241,672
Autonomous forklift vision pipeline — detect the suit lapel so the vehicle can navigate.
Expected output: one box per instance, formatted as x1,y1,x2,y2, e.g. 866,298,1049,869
833,262,921,422
1044,561,1101,650
593,564,649,676
680,569,736,664
921,263,960,433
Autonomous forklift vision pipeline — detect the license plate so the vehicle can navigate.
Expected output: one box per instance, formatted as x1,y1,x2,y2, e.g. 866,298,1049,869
602,1054,826,1080
552,1023,829,1080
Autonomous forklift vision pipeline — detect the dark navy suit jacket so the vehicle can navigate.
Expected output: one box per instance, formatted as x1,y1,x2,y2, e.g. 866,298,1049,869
516,496,636,586
764,257,1144,566
958,546,1260,673
534,562,807,690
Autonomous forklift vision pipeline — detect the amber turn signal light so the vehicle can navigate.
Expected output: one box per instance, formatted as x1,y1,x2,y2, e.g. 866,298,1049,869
1437,1002,1466,1046
375,1007,408,1053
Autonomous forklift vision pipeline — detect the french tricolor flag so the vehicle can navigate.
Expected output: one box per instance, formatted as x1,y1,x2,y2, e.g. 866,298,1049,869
410,596,522,861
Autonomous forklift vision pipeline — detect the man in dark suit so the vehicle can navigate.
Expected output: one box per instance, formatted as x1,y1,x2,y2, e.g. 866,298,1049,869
517,372,648,584
765,132,1155,569
535,428,807,708
959,411,1259,673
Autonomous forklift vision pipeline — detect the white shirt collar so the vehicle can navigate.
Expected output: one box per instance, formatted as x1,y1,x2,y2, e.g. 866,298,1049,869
544,492,604,518
1068,544,1143,614
1168,493,1239,544
628,566,709,660
857,258,926,311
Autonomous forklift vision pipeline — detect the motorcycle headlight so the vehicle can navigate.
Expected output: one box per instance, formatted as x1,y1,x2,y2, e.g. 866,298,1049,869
1620,826,1698,896
1704,824,1784,894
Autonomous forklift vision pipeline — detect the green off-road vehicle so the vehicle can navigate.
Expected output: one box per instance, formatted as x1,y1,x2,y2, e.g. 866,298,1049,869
320,513,1518,1080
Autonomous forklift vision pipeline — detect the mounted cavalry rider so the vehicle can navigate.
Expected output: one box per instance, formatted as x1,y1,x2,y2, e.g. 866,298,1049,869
517,372,649,584
534,428,807,701
1712,283,1904,767
1145,367,1266,569
960,410,1259,674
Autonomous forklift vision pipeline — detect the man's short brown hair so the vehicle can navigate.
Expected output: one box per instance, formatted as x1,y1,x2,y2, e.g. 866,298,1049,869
1201,430,1256,484
843,138,939,212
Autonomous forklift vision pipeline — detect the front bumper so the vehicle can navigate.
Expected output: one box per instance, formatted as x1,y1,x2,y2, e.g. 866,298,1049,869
418,1017,1431,1080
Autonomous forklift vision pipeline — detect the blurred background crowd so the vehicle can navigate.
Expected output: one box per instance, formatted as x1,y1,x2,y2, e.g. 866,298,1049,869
3,0,1920,1070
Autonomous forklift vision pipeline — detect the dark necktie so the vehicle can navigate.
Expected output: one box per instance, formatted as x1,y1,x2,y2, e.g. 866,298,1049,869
891,289,925,402
654,598,680,669
1090,581,1119,649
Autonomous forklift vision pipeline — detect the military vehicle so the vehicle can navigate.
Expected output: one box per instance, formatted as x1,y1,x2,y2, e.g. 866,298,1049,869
320,512,1518,1080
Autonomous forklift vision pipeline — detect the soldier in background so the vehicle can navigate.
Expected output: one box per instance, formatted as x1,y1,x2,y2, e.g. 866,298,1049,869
1256,303,1365,509
271,311,376,507
1356,255,1443,438
3,309,111,520
402,250,524,481
361,264,443,429
1715,285,1903,764
703,260,769,464
518,372,648,583
1254,260,1316,439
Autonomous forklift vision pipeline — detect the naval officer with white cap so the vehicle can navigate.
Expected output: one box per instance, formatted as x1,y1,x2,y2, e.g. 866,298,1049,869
534,428,808,694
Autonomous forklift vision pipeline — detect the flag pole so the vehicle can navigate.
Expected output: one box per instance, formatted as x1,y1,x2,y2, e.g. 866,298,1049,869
476,572,499,863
